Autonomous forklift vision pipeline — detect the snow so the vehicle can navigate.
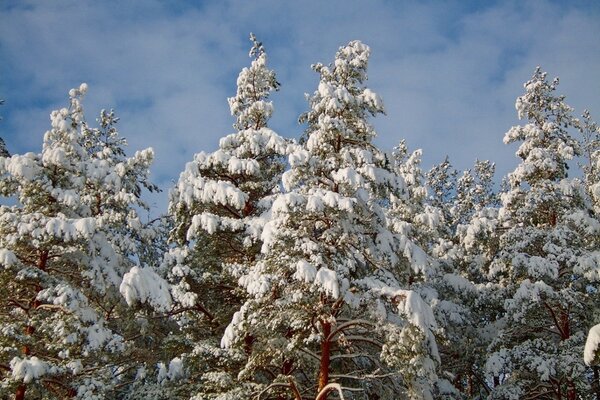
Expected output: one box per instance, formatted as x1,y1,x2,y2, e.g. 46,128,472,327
401,240,429,275
306,194,324,212
187,213,220,238
67,359,83,375
398,290,438,333
460,212,497,250
83,324,115,350
175,166,248,211
157,362,168,384
443,273,475,293
578,251,600,281
360,88,384,111
486,349,508,377
74,218,96,238
332,167,364,188
0,248,17,268
120,266,172,312
314,267,340,298
221,306,246,348
5,153,39,180
585,324,600,366
10,356,48,383
238,262,271,296
158,357,185,381
294,260,317,283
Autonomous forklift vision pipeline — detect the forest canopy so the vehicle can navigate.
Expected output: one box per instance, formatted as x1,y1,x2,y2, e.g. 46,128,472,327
1,36,600,400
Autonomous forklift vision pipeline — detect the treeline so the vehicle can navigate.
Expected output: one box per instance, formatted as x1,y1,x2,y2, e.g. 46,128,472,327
1,35,600,399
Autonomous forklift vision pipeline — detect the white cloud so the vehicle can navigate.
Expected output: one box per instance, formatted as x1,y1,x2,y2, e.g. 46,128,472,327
1,0,599,214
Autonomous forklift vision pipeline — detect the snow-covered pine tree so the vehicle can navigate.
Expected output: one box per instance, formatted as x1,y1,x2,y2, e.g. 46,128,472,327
426,157,457,233
0,100,9,158
418,150,502,398
444,163,503,397
0,137,9,158
484,68,598,399
221,40,440,400
577,109,600,398
581,110,600,213
160,34,289,398
391,141,446,266
426,157,497,235
0,85,165,399
389,141,476,398
453,160,497,227
395,142,501,397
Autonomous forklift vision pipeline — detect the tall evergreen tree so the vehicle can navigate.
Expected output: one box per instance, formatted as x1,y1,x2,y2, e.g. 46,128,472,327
0,99,9,157
483,68,597,399
0,85,161,399
222,40,440,400
0,137,8,158
161,34,289,399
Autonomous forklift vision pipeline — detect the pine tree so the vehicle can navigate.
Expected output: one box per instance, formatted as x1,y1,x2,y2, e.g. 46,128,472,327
578,108,600,399
161,34,289,398
0,99,9,158
453,160,497,227
0,137,8,158
483,68,597,399
581,110,600,212
444,164,502,398
390,141,476,398
391,141,445,264
426,157,457,233
222,40,440,400
0,85,163,399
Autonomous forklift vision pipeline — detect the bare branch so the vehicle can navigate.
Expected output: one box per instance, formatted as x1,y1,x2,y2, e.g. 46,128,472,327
315,383,346,400
327,319,375,341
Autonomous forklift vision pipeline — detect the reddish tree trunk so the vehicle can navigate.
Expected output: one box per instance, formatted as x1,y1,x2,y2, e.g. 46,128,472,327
318,321,332,395
15,384,26,400
567,379,577,400
282,358,293,375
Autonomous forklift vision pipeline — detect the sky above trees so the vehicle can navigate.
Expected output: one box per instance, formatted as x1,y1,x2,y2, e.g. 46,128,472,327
1,0,599,214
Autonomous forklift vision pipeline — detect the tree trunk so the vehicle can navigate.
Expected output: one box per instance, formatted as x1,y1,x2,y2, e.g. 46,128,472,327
318,321,332,396
15,384,26,400
593,367,600,400
566,379,577,400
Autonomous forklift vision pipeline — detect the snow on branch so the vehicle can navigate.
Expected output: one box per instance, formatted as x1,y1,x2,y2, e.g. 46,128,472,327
120,266,172,312
585,324,600,366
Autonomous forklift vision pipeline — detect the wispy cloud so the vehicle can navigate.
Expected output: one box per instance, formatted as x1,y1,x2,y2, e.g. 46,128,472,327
1,0,599,213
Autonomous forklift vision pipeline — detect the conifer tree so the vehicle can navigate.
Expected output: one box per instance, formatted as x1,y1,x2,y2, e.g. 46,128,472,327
0,137,8,158
0,85,161,399
578,109,600,399
426,157,457,233
161,34,289,398
444,166,502,397
391,141,445,263
0,99,9,158
483,68,597,399
222,40,440,400
390,141,474,398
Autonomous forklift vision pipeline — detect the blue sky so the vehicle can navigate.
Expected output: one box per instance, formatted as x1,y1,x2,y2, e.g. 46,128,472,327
1,0,599,214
